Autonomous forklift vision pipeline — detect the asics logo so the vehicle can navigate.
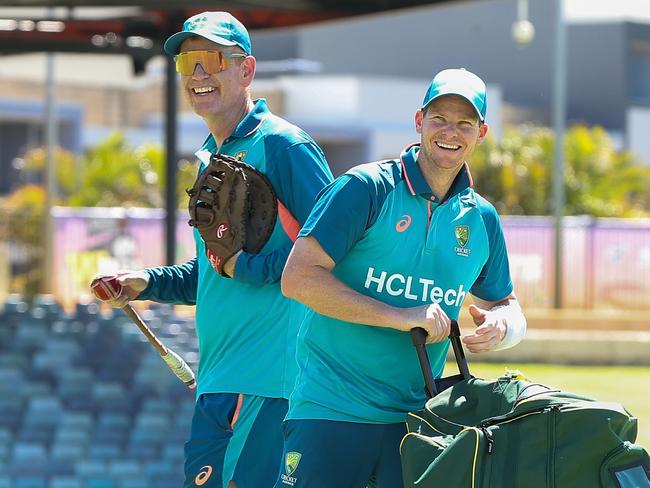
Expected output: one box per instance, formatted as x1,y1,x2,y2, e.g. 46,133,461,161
395,215,412,232
216,224,228,239
195,465,213,486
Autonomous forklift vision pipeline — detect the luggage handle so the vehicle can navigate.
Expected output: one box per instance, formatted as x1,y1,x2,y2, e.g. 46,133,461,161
410,320,472,399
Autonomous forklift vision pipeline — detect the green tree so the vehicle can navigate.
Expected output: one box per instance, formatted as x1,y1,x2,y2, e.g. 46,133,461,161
471,124,650,217
22,132,197,209
0,184,46,298
5,134,200,300
21,146,78,203
471,125,552,215
68,132,163,207
564,126,650,217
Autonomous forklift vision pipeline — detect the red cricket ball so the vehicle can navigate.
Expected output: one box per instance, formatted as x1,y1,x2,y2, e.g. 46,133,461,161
90,276,122,301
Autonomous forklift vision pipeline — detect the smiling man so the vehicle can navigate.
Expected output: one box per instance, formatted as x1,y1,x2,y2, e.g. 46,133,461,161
91,11,333,488
164,13,333,488
277,68,527,487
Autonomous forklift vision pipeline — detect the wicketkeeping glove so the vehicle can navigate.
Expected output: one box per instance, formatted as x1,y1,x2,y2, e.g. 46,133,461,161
187,153,277,276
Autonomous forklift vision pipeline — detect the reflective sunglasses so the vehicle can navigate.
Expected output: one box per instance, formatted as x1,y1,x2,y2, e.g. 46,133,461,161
174,50,247,75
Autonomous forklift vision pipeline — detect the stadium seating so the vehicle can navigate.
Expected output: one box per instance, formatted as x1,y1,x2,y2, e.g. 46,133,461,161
0,294,196,486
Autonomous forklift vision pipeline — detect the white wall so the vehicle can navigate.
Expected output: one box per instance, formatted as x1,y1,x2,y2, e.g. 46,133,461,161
276,76,501,129
274,75,428,124
369,130,418,161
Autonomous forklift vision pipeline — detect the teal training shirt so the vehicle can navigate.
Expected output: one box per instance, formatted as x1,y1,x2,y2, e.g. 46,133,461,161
287,143,513,424
139,99,333,399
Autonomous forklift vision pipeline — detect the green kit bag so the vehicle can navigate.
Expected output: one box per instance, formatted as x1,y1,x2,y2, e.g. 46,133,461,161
400,323,650,488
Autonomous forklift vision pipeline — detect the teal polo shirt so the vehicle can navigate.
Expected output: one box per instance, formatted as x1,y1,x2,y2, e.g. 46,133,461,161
139,99,333,399
287,143,512,423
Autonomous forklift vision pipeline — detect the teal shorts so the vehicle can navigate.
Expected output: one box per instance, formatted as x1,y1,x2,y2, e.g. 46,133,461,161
184,393,288,488
274,419,406,488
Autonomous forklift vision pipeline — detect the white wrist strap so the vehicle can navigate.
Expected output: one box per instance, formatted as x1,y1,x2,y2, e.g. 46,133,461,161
491,301,527,351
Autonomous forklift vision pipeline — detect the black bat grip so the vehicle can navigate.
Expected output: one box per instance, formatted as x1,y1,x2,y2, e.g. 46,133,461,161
410,327,438,398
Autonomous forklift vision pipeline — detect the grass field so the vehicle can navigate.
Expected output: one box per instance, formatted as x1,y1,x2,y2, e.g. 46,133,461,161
455,362,650,448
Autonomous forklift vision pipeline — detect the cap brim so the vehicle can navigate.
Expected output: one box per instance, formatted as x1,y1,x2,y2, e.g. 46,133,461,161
163,31,238,55
424,89,485,122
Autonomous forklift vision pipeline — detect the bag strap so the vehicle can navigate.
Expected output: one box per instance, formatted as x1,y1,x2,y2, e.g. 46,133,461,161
410,320,472,399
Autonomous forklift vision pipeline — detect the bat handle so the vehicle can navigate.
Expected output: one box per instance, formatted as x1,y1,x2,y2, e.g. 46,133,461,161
121,304,168,356
162,349,197,389
122,304,196,390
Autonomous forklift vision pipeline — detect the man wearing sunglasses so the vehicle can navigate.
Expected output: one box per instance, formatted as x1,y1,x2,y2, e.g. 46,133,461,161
91,11,333,488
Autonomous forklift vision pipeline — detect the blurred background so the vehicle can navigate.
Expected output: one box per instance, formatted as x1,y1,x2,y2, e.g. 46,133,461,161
0,0,649,486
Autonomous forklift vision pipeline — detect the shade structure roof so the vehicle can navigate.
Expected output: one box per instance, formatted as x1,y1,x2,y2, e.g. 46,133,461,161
0,0,462,57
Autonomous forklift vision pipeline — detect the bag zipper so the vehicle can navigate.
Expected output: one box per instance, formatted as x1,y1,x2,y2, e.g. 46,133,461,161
480,427,494,455
479,406,553,429
514,384,561,404
406,411,448,435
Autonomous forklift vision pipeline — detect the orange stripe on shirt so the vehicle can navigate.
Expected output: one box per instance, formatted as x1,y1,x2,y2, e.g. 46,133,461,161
278,200,300,242
231,394,244,428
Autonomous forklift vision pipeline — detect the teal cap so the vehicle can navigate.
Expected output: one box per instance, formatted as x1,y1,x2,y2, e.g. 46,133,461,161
164,11,252,56
421,68,487,121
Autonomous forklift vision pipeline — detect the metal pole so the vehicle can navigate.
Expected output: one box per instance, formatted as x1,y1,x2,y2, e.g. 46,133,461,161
43,30,57,294
517,0,529,22
552,0,567,308
164,53,178,265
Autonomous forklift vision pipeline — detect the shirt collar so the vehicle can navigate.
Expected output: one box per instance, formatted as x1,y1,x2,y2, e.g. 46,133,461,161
231,98,268,138
195,98,269,166
399,143,473,201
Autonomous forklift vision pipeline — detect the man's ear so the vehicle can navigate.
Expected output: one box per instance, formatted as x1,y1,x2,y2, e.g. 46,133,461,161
240,56,256,86
477,122,489,144
415,109,424,134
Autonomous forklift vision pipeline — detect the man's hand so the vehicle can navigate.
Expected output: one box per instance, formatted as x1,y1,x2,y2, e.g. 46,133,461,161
90,271,149,308
402,303,451,344
462,304,507,353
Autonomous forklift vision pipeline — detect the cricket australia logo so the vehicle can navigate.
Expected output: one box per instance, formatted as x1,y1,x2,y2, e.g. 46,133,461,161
234,150,247,161
281,452,302,486
454,225,471,256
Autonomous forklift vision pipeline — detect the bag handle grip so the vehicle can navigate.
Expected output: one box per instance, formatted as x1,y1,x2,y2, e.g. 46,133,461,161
410,320,471,398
